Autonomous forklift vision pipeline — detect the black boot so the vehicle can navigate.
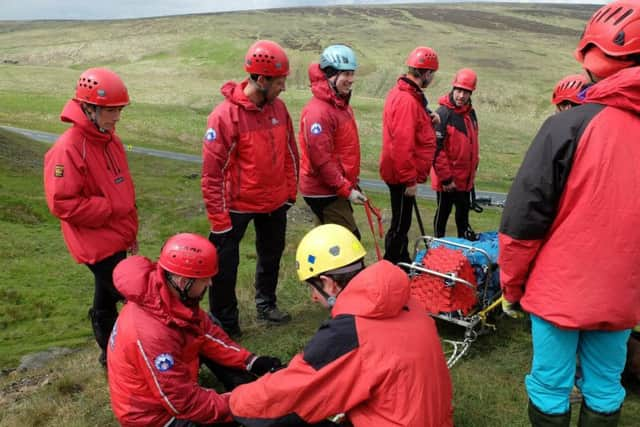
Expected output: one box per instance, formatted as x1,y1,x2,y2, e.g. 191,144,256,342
577,403,621,427
88,308,118,367
528,401,571,427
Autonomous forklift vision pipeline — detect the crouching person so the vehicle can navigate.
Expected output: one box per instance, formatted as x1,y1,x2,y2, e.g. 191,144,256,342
107,233,282,427
230,224,453,427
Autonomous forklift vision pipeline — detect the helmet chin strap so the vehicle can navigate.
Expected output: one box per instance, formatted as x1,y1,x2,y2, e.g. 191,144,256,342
252,77,270,107
165,271,201,308
308,278,338,309
83,104,108,133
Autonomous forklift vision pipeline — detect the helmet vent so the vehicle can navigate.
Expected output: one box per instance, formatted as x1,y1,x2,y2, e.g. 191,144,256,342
614,30,626,46
604,6,624,23
593,7,611,23
614,9,634,26
79,77,97,89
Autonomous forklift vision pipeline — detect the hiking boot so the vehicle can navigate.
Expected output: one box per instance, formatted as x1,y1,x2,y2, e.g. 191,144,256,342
462,226,478,241
257,306,291,324
577,403,620,427
528,401,571,427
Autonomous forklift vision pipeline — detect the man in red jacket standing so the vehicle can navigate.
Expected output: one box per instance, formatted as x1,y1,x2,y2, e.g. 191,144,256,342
499,1,640,425
299,44,365,240
230,224,453,427
44,68,138,366
431,68,480,240
201,40,299,337
379,46,440,263
108,233,282,427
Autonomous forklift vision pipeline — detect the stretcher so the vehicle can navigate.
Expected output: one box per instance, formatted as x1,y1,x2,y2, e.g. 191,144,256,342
398,232,503,368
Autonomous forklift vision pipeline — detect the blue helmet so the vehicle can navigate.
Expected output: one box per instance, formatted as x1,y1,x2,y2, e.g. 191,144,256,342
320,44,358,71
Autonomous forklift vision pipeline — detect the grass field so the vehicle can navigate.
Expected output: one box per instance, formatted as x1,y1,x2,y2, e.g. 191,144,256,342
2,2,639,426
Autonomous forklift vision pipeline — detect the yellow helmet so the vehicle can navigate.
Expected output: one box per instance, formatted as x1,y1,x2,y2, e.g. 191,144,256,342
296,224,366,281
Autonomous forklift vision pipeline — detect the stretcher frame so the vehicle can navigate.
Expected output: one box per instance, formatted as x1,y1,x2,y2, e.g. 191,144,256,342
399,236,503,368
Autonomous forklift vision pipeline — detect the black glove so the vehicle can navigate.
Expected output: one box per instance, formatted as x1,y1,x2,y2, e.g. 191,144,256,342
209,229,233,249
247,355,283,376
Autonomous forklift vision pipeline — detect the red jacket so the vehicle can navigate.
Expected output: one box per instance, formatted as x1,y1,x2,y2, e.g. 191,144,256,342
201,79,299,232
299,63,360,198
43,100,138,264
430,94,479,192
379,77,437,186
499,67,640,330
230,261,453,427
108,256,254,427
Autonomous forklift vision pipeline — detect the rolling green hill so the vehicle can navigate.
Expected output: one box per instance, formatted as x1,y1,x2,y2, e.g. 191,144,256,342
1,2,597,192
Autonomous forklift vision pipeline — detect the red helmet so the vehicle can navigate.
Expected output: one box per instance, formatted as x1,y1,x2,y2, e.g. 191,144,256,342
575,0,640,62
244,40,290,77
158,233,218,279
74,68,129,107
406,46,439,71
452,68,477,92
551,74,589,105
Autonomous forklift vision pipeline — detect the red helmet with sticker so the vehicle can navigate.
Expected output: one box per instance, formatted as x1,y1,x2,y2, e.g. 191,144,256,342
74,68,129,107
158,233,218,280
551,74,589,105
406,46,439,71
244,40,290,77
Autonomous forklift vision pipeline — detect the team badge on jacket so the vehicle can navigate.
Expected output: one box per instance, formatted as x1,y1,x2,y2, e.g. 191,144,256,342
154,353,175,372
310,123,323,135
204,128,217,142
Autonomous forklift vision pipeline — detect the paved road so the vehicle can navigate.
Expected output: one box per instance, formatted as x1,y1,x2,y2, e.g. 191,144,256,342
3,125,507,205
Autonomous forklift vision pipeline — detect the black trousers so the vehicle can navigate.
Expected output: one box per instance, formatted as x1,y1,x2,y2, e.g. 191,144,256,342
383,183,415,264
433,190,471,238
208,205,287,331
86,251,126,351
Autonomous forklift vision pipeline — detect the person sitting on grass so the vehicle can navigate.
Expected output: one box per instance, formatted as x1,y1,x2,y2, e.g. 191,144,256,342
107,233,282,427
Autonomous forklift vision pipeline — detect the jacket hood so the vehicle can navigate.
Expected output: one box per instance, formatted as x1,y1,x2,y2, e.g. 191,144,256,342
584,66,640,114
220,79,260,111
396,76,429,108
439,93,472,114
60,99,115,142
332,260,410,319
308,63,349,109
113,256,201,327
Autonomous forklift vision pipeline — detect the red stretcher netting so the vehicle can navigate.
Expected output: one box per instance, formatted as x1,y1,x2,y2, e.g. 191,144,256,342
409,246,478,315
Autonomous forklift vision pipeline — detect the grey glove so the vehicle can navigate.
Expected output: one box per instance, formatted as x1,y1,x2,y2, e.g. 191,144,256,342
348,189,367,204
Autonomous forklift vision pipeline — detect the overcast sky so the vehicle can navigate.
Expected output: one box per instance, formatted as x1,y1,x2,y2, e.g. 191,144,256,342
1,0,608,20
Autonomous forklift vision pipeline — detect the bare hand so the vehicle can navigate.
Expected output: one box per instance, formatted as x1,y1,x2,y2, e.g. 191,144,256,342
404,184,418,197
430,111,441,126
443,182,457,192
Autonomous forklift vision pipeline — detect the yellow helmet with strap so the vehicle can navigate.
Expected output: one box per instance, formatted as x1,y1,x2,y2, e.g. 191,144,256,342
296,224,366,281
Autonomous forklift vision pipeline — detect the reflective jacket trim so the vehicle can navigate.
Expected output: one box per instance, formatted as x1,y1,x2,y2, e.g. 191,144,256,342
205,334,242,352
137,339,180,415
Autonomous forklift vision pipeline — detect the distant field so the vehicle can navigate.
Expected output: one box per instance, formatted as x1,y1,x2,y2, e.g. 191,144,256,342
0,2,597,192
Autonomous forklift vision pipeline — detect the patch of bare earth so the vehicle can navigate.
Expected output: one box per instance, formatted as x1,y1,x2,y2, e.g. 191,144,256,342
394,7,579,36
